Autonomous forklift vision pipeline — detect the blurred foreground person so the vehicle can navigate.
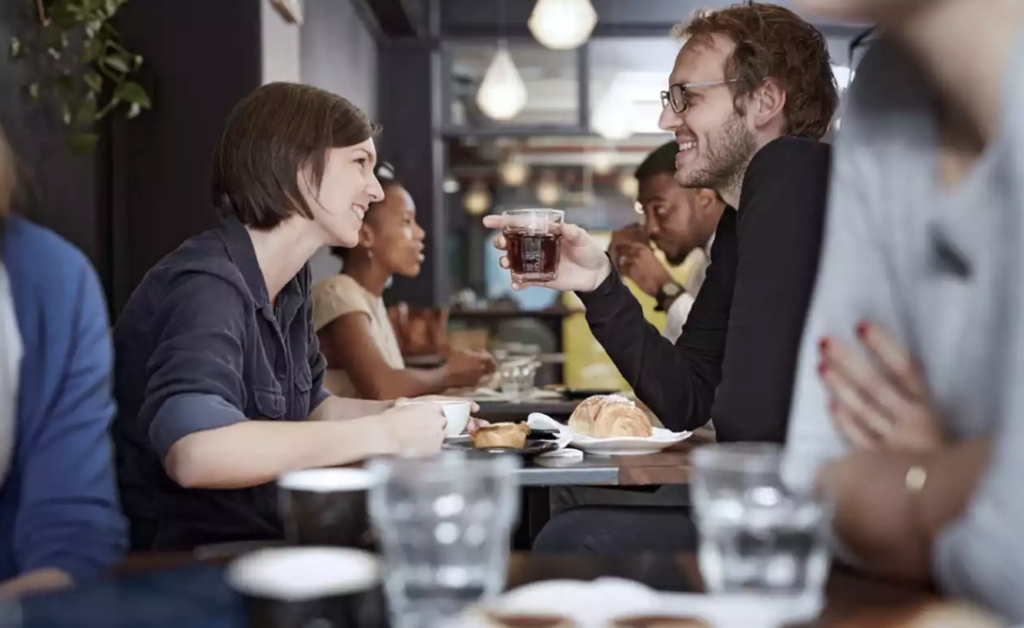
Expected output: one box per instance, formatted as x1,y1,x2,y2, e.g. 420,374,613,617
0,122,125,595
786,0,1024,621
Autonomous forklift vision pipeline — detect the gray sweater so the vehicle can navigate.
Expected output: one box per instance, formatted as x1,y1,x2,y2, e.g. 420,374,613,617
784,30,1024,621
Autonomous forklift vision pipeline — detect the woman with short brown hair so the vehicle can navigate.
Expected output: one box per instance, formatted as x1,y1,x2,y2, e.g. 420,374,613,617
112,82,453,550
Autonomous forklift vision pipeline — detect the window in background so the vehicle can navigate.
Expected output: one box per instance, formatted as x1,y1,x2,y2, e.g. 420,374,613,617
445,43,579,129
587,38,680,141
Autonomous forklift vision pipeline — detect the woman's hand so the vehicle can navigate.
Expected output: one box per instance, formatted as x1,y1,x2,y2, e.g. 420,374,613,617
441,350,497,389
818,321,946,452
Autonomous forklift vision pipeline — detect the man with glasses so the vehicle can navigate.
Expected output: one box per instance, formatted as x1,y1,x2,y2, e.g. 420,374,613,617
485,2,838,553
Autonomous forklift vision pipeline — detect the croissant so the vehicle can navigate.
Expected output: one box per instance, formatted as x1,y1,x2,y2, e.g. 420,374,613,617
471,422,530,449
569,394,652,439
593,402,653,438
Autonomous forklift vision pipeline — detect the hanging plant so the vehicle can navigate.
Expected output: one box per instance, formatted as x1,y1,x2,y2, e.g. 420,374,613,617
8,0,151,154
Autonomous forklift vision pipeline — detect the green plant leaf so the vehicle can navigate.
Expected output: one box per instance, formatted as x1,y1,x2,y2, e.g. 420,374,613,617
61,102,72,125
133,54,143,70
127,102,141,119
68,132,100,156
28,82,41,101
46,46,61,61
9,37,23,59
55,74,75,95
76,93,98,126
82,38,103,62
103,54,129,74
84,72,103,92
115,81,150,108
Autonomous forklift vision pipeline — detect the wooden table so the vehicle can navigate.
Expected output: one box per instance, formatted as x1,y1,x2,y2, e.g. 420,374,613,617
99,551,953,628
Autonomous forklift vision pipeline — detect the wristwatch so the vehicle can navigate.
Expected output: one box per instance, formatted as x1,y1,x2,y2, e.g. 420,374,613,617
655,281,684,312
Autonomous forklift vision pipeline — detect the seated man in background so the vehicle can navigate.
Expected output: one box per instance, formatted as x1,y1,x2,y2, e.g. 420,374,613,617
609,141,725,343
0,122,126,596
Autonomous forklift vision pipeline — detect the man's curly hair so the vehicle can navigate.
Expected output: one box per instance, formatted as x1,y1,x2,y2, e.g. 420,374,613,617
674,2,839,140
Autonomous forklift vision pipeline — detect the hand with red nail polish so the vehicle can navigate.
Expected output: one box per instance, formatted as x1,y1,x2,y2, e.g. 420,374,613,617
818,321,946,452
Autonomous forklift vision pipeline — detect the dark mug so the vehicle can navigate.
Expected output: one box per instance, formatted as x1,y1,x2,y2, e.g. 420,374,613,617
278,469,376,550
227,547,386,628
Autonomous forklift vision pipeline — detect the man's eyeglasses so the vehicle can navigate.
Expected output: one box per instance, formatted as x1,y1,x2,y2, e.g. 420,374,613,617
660,79,741,114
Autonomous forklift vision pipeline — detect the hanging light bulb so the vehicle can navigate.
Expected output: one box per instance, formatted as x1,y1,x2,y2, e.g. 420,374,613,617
618,172,639,199
501,160,529,186
591,151,614,175
476,44,528,121
442,176,461,194
463,181,492,216
528,0,598,51
535,172,561,206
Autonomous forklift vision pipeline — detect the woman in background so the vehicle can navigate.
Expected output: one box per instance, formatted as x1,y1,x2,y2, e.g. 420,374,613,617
313,161,495,399
0,121,126,596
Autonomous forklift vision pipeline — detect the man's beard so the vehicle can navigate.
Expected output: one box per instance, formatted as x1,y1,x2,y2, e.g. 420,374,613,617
676,113,756,194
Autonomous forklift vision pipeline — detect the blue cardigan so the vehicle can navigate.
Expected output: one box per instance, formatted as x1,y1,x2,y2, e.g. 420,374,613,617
0,217,126,582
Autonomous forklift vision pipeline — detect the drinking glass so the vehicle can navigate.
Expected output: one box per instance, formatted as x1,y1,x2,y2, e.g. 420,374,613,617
368,453,521,628
278,468,376,549
690,444,831,600
500,208,564,284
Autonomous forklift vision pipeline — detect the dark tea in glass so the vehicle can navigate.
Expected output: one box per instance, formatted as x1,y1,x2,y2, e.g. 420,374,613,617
500,209,564,283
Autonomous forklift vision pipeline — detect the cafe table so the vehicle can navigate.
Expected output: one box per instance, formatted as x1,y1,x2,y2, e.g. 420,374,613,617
5,551,948,628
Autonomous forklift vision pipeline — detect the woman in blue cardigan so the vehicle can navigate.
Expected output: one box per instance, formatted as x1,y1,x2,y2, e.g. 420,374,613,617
0,125,126,596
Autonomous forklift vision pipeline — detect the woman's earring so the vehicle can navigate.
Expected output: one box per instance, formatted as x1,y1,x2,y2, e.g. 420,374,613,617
367,250,375,261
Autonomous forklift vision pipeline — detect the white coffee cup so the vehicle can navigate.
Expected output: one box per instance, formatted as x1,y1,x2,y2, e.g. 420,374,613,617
395,398,472,437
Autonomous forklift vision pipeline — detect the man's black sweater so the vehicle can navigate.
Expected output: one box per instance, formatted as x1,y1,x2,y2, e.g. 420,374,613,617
577,137,832,443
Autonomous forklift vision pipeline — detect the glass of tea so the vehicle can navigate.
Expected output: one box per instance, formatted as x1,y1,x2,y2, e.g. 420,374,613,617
500,208,564,284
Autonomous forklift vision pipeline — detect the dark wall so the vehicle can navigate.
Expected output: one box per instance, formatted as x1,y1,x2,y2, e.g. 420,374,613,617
377,41,447,307
0,1,109,285
109,0,263,312
301,0,380,283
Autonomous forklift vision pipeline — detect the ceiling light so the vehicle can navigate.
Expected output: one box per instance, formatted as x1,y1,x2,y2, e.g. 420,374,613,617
618,173,639,200
501,160,529,186
463,181,492,216
528,0,597,51
535,173,561,206
476,44,528,121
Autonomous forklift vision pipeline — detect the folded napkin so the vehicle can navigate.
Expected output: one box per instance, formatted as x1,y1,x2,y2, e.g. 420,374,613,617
527,413,583,461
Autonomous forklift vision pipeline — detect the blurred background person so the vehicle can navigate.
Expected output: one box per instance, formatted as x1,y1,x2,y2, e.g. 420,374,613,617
0,121,126,596
608,141,725,343
314,161,496,399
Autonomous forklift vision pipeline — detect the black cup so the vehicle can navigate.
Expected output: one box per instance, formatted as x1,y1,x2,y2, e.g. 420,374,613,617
228,547,386,628
277,469,376,550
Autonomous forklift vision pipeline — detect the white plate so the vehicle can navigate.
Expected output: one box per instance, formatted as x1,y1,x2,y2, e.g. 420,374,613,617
569,427,692,456
457,578,822,628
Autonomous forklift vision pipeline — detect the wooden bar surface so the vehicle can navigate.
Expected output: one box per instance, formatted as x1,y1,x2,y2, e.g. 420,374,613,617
112,550,957,627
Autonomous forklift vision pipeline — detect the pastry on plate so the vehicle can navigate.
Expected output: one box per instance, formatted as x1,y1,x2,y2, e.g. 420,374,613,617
471,422,531,449
568,394,653,439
